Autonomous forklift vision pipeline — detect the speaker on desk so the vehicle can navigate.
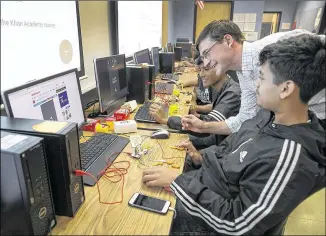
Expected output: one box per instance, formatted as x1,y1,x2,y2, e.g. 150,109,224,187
1,130,56,235
126,65,150,104
159,52,175,74
174,47,182,62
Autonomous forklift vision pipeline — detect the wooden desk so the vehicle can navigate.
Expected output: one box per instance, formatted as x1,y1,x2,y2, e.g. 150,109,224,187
52,73,197,235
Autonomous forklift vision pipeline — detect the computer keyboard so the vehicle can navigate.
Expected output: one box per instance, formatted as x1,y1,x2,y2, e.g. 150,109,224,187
134,101,157,123
161,73,174,80
79,133,119,170
155,82,173,94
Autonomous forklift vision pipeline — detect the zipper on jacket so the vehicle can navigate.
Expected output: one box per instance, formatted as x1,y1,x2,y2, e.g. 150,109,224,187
231,138,253,154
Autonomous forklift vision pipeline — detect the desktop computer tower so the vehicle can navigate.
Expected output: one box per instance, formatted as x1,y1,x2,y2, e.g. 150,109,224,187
1,131,56,235
174,47,182,61
126,65,150,104
0,116,85,217
147,64,155,100
159,52,175,74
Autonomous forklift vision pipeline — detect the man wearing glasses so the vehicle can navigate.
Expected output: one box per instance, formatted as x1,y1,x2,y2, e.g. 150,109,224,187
182,20,325,135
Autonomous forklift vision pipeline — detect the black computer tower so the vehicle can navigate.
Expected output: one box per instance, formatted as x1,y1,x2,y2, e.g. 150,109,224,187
1,131,56,235
147,64,155,100
126,65,150,104
159,52,175,74
0,116,85,217
174,47,182,62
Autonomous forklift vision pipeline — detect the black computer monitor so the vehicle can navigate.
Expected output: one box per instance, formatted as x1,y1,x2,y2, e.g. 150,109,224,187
151,47,160,74
176,42,193,58
176,38,190,43
134,49,151,64
94,54,128,113
2,69,86,127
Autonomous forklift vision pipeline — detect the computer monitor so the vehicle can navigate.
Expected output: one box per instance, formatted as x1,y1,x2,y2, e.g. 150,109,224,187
94,54,128,113
2,69,86,127
133,49,151,64
176,42,193,58
151,47,160,74
176,38,190,43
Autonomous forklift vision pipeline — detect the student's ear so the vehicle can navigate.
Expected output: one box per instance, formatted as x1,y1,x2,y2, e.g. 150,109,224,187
279,81,295,99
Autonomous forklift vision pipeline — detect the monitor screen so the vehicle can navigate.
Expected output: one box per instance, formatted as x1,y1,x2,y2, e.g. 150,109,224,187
94,54,128,112
134,49,151,64
176,42,193,58
2,69,85,127
151,47,160,74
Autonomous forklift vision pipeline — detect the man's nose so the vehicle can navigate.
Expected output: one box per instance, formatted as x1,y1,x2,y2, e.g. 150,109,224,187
203,58,210,67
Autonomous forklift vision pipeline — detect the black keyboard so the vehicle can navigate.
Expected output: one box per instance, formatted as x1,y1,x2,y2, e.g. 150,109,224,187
155,82,173,94
134,101,158,123
80,133,118,170
162,74,174,80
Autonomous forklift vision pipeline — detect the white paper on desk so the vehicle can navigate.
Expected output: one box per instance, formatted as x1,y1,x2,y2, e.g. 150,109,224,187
233,13,245,22
244,22,256,32
243,32,258,41
235,22,244,31
245,13,256,23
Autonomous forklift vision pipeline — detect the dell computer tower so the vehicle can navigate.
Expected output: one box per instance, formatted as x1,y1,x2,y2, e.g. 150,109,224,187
126,65,150,104
147,64,155,100
1,131,56,235
174,47,182,62
0,116,85,217
159,52,175,74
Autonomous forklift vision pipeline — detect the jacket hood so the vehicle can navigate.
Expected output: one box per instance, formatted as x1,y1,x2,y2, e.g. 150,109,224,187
260,110,325,166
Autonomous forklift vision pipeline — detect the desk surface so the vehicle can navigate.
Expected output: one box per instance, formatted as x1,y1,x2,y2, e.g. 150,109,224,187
52,71,197,235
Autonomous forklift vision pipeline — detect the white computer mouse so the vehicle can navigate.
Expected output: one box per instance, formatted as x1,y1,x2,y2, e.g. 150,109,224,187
150,129,170,139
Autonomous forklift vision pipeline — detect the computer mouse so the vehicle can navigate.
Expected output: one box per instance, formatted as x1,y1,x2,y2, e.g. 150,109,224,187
150,129,170,139
167,80,177,84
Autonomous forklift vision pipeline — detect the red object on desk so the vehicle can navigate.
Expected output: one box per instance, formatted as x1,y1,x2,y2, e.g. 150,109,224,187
82,119,100,132
114,109,130,121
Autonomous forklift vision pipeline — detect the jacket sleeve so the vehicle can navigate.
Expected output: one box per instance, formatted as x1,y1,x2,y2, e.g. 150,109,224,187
167,116,183,130
170,144,317,235
200,88,241,122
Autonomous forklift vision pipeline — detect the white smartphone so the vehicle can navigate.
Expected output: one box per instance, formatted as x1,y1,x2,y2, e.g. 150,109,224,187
128,193,171,215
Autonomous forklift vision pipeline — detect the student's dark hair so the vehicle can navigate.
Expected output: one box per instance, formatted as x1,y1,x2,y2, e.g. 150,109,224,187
259,34,326,103
194,50,203,65
196,20,245,51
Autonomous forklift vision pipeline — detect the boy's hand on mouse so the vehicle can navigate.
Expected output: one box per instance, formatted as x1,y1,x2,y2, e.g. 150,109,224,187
142,167,179,187
149,104,167,125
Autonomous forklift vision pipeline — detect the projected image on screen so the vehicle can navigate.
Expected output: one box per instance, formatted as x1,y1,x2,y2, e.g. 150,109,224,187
1,1,83,92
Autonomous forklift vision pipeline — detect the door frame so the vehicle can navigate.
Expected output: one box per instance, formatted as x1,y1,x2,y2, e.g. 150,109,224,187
192,1,234,44
263,11,282,33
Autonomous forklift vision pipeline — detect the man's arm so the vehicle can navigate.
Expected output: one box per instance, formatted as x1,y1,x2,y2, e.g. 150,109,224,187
170,145,315,235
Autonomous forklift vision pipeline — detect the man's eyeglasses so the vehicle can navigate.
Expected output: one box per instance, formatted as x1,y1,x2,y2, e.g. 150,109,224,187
201,41,220,60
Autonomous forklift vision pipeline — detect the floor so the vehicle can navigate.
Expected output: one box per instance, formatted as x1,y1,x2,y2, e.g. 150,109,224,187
284,189,325,235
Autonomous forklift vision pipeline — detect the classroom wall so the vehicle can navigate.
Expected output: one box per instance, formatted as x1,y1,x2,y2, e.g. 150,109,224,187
168,1,175,44
294,1,325,32
264,0,298,32
78,1,111,91
173,0,195,43
233,1,265,39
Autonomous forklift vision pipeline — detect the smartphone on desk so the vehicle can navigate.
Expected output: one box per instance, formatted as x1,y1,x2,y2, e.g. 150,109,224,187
128,193,170,214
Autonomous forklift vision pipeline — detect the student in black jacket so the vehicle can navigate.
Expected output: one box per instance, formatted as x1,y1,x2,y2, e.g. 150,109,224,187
142,34,326,235
150,57,241,148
